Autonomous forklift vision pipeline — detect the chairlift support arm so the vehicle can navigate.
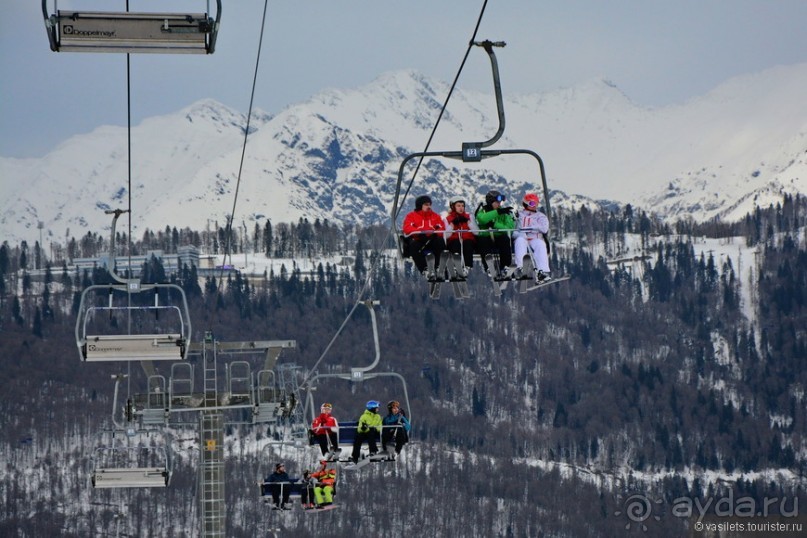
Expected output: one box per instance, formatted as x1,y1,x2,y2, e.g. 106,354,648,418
469,40,507,150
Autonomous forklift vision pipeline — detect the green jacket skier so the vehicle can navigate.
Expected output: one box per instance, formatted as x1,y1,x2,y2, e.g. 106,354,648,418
475,190,516,271
351,400,382,463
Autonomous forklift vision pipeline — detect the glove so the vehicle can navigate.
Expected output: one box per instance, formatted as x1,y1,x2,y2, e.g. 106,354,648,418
451,215,469,224
497,206,513,215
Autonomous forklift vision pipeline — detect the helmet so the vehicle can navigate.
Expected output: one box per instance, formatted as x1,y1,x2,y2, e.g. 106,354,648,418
485,190,505,205
415,195,432,210
449,199,466,212
366,400,380,410
387,400,400,410
320,402,332,410
523,193,539,209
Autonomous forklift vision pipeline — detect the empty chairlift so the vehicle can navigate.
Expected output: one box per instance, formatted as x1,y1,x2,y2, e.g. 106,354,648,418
74,210,192,362
76,283,191,362
91,429,173,489
42,0,222,54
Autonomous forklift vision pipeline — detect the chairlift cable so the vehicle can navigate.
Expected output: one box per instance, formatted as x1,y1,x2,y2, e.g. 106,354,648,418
301,300,363,386
218,0,270,289
301,1,490,382
125,3,133,399
393,0,490,223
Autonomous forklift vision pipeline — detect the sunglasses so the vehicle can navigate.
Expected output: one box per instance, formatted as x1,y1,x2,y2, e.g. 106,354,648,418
526,200,537,207
494,194,505,202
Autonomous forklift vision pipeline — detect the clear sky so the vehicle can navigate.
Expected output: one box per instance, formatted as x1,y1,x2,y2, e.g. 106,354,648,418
2,0,806,158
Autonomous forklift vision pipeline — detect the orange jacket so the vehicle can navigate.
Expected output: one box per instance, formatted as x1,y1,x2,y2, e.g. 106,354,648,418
312,466,336,487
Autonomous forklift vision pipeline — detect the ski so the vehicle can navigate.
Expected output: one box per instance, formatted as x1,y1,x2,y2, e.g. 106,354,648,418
484,254,502,296
445,252,470,299
425,253,441,298
519,255,535,294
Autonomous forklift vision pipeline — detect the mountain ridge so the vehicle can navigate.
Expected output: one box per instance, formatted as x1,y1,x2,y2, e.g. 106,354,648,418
2,64,806,244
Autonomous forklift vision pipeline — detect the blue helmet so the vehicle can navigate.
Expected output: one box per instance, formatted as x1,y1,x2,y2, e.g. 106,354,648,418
366,400,379,410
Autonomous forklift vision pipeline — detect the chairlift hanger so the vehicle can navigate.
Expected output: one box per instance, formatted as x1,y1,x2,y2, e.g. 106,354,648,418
42,0,222,54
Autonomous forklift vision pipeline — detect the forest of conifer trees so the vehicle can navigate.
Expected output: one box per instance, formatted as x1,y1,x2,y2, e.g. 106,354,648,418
1,195,806,537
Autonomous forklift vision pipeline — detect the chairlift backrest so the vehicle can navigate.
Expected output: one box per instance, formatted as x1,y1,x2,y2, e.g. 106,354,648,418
146,375,167,409
170,363,194,399
93,467,169,489
227,360,252,399
42,1,222,54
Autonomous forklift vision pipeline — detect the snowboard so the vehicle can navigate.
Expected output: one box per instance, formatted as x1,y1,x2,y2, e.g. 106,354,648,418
305,504,339,513
522,275,570,292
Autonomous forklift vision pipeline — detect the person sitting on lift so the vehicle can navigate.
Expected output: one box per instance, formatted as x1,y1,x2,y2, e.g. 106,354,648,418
311,402,340,459
311,460,337,509
382,400,410,459
265,462,296,510
299,469,316,510
351,400,383,463
475,190,516,276
514,193,551,281
402,195,446,279
444,199,477,274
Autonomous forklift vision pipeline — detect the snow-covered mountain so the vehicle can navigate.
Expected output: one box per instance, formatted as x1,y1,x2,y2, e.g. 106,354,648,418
2,63,806,245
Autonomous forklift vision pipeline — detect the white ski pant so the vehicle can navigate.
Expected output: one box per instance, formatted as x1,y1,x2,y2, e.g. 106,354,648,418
514,235,550,272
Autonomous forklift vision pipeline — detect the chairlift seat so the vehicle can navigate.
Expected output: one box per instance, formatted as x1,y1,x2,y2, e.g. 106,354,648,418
92,467,168,488
82,333,185,362
46,10,217,53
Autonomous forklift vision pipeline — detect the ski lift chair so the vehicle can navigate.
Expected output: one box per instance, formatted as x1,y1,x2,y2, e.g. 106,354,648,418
74,209,192,362
258,441,319,504
390,41,559,298
76,282,191,362
91,429,173,489
42,0,222,54
302,301,412,465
